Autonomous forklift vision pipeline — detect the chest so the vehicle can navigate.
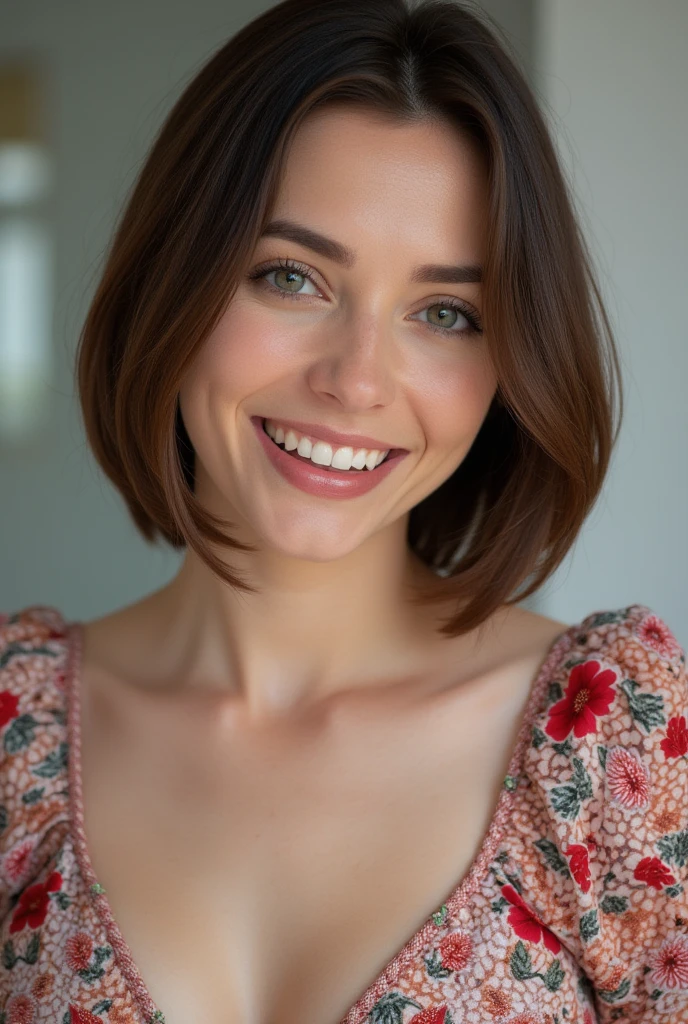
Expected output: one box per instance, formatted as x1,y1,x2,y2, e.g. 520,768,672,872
78,655,542,1024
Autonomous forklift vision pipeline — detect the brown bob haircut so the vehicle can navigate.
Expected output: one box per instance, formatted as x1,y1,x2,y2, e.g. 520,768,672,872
76,0,623,639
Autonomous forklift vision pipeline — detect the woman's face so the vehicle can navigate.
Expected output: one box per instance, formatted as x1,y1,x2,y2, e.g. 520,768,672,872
179,106,497,563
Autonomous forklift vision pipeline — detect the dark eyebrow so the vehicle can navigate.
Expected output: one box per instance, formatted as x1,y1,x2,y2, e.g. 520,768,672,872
259,218,483,284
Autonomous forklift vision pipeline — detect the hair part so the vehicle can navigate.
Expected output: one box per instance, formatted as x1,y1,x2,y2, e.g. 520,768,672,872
75,0,624,638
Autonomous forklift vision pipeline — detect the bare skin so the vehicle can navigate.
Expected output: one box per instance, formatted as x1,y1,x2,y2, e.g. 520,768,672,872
79,597,568,1024
76,106,569,1024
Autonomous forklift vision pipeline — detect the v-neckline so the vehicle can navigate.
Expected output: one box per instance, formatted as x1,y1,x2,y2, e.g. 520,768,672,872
63,615,577,1024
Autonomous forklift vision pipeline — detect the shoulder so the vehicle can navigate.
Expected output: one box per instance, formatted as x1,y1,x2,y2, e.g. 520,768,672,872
522,603,688,1013
527,602,686,827
0,605,72,734
0,605,72,915
540,602,686,750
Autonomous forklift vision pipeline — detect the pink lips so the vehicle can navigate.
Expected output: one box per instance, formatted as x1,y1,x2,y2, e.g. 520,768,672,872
252,416,408,499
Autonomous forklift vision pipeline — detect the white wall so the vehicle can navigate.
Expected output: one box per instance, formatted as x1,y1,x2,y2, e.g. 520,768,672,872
532,0,687,640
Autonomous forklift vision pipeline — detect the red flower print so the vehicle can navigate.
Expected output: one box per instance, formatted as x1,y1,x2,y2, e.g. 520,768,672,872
501,884,561,953
637,613,683,661
650,935,688,989
584,832,598,852
634,856,676,890
9,871,62,933
0,689,20,728
2,838,36,887
583,1011,594,1024
606,747,651,809
6,992,38,1024
408,1007,449,1024
565,843,591,892
544,660,617,741
660,715,688,760
68,1008,104,1024
65,931,95,972
438,930,473,971
31,972,54,1000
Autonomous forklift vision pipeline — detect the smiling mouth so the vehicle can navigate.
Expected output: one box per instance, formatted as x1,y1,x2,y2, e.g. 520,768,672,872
262,419,391,472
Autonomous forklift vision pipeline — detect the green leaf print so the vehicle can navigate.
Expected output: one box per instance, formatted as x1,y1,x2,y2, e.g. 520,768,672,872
600,894,629,914
657,828,688,868
0,931,39,970
579,909,600,943
503,870,523,894
431,903,448,926
423,949,452,979
22,786,45,805
597,977,632,1003
666,883,684,898
510,940,565,990
2,939,17,970
597,745,608,770
32,741,69,778
368,991,423,1024
550,782,581,821
0,638,58,671
77,945,113,982
619,678,665,733
532,725,547,748
24,932,40,964
550,757,593,821
55,890,72,910
572,757,593,799
0,805,7,831
510,940,534,980
544,958,566,992
3,713,39,753
548,681,564,705
534,838,571,876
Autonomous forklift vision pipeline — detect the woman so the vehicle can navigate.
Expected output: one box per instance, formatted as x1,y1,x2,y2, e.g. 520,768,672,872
1,0,686,1021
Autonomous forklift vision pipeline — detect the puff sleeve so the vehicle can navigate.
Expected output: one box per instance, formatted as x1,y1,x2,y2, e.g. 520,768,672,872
528,605,688,1021
0,607,71,924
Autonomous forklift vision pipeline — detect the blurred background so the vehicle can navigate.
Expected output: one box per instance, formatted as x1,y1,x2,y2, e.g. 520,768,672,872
0,0,685,641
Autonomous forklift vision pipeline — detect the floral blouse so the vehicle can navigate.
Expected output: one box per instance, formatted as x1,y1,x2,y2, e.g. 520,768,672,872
1,603,687,1024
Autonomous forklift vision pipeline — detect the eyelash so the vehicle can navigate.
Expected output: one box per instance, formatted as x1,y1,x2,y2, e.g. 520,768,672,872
246,257,483,338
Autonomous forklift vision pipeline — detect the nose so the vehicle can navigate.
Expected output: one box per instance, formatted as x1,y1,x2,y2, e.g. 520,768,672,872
305,316,398,412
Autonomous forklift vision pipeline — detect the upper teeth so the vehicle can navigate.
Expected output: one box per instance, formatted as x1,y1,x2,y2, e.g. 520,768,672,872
264,419,389,471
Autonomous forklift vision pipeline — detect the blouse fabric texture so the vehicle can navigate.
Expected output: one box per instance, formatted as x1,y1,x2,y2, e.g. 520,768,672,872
0,603,687,1024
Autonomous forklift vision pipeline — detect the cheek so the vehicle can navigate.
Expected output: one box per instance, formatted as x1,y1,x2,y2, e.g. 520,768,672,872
412,351,497,453
183,299,301,402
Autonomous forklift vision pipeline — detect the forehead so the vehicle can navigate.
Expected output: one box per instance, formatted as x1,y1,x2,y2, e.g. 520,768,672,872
270,106,489,264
